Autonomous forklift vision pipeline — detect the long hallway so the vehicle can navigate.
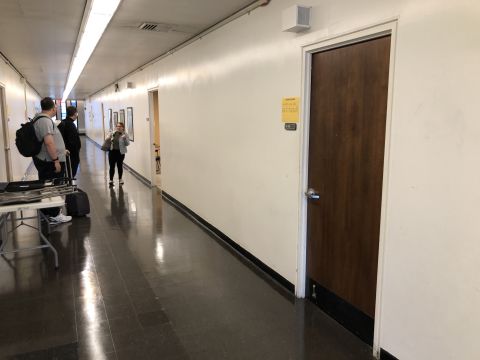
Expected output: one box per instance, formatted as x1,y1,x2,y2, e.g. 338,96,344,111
0,138,373,360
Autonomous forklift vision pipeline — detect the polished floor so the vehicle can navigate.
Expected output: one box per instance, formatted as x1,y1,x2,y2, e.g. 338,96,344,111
0,138,374,360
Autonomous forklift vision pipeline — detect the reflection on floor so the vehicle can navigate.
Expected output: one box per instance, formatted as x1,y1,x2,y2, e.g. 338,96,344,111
0,138,374,359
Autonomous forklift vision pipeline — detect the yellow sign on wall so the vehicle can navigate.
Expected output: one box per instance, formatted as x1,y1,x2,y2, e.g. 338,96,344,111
282,97,300,123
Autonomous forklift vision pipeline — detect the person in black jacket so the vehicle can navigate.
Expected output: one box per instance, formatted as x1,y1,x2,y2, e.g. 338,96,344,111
58,106,81,177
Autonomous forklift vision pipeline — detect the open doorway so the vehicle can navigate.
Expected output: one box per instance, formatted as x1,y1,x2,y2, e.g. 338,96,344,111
0,85,12,181
148,89,161,188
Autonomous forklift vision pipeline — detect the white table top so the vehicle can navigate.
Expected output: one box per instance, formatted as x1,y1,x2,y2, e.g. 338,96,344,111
0,196,65,214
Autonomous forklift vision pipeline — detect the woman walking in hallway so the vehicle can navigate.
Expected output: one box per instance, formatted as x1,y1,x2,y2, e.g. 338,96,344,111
107,122,130,186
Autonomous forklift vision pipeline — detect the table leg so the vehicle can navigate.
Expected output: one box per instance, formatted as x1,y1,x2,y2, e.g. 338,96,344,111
0,213,9,252
37,211,58,269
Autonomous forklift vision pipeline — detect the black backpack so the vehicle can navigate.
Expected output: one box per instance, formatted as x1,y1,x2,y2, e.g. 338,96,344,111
15,115,50,157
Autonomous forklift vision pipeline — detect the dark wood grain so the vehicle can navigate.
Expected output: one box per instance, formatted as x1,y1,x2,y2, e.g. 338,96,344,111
307,36,391,318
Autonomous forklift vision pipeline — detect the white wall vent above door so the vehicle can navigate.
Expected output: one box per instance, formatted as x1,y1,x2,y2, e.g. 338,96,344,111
282,5,311,32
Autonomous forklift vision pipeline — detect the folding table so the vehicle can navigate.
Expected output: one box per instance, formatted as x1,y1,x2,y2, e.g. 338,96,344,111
0,196,65,269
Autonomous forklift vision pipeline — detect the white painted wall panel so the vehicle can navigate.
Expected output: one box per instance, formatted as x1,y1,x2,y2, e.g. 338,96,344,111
76,100,85,133
0,61,40,180
0,88,6,182
379,2,480,359
85,0,480,359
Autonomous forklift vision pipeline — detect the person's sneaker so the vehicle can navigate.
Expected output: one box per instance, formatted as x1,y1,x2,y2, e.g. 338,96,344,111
119,179,124,185
49,212,72,224
109,180,114,186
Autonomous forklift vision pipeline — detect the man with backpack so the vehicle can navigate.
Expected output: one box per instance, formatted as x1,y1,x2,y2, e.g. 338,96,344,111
32,97,72,224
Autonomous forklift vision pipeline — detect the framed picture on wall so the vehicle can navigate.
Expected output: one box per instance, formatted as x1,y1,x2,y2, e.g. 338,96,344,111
108,109,112,129
126,107,134,142
119,109,125,124
113,112,118,127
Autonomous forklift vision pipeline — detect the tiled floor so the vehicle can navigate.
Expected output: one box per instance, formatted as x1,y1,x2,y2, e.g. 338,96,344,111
0,138,374,359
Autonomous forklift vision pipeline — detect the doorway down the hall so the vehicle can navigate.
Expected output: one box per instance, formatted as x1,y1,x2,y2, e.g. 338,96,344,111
150,89,161,188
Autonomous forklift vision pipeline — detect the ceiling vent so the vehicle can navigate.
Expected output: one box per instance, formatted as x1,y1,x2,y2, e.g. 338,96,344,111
139,23,161,31
137,22,196,34
138,22,176,33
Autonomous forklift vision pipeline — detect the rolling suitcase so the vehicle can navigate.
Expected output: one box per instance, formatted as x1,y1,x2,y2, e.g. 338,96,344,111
65,155,90,216
65,188,90,216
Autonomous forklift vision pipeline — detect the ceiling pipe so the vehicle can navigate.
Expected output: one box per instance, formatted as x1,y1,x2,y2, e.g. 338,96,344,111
89,0,271,98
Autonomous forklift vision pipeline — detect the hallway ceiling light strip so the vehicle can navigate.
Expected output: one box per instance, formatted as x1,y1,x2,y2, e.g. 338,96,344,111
62,0,121,101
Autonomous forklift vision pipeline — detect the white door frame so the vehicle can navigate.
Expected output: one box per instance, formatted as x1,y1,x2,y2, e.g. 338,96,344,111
0,84,12,181
147,88,159,187
101,103,106,140
296,19,398,357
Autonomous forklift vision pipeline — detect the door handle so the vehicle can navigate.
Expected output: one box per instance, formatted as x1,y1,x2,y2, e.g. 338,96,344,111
305,188,320,200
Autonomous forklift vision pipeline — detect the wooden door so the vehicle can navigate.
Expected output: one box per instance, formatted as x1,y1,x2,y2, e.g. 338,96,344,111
306,36,391,343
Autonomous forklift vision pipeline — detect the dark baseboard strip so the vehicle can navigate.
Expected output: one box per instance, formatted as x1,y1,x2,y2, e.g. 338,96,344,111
161,191,295,295
122,163,151,187
86,135,101,149
380,349,399,360
307,278,374,345
85,135,151,186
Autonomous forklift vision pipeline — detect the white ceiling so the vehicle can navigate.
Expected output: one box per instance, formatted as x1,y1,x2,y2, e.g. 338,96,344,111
0,0,85,98
0,0,257,100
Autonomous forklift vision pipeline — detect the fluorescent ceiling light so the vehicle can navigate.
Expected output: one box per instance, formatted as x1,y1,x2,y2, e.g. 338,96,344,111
62,0,121,101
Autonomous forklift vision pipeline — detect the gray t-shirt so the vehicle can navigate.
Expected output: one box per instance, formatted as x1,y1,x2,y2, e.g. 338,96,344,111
33,114,66,162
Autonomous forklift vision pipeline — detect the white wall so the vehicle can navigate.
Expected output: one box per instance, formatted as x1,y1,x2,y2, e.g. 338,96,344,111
85,0,480,358
0,60,40,180
77,100,86,133
378,1,480,359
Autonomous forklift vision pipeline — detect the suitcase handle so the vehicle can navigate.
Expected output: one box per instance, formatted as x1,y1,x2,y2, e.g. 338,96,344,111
65,154,74,185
